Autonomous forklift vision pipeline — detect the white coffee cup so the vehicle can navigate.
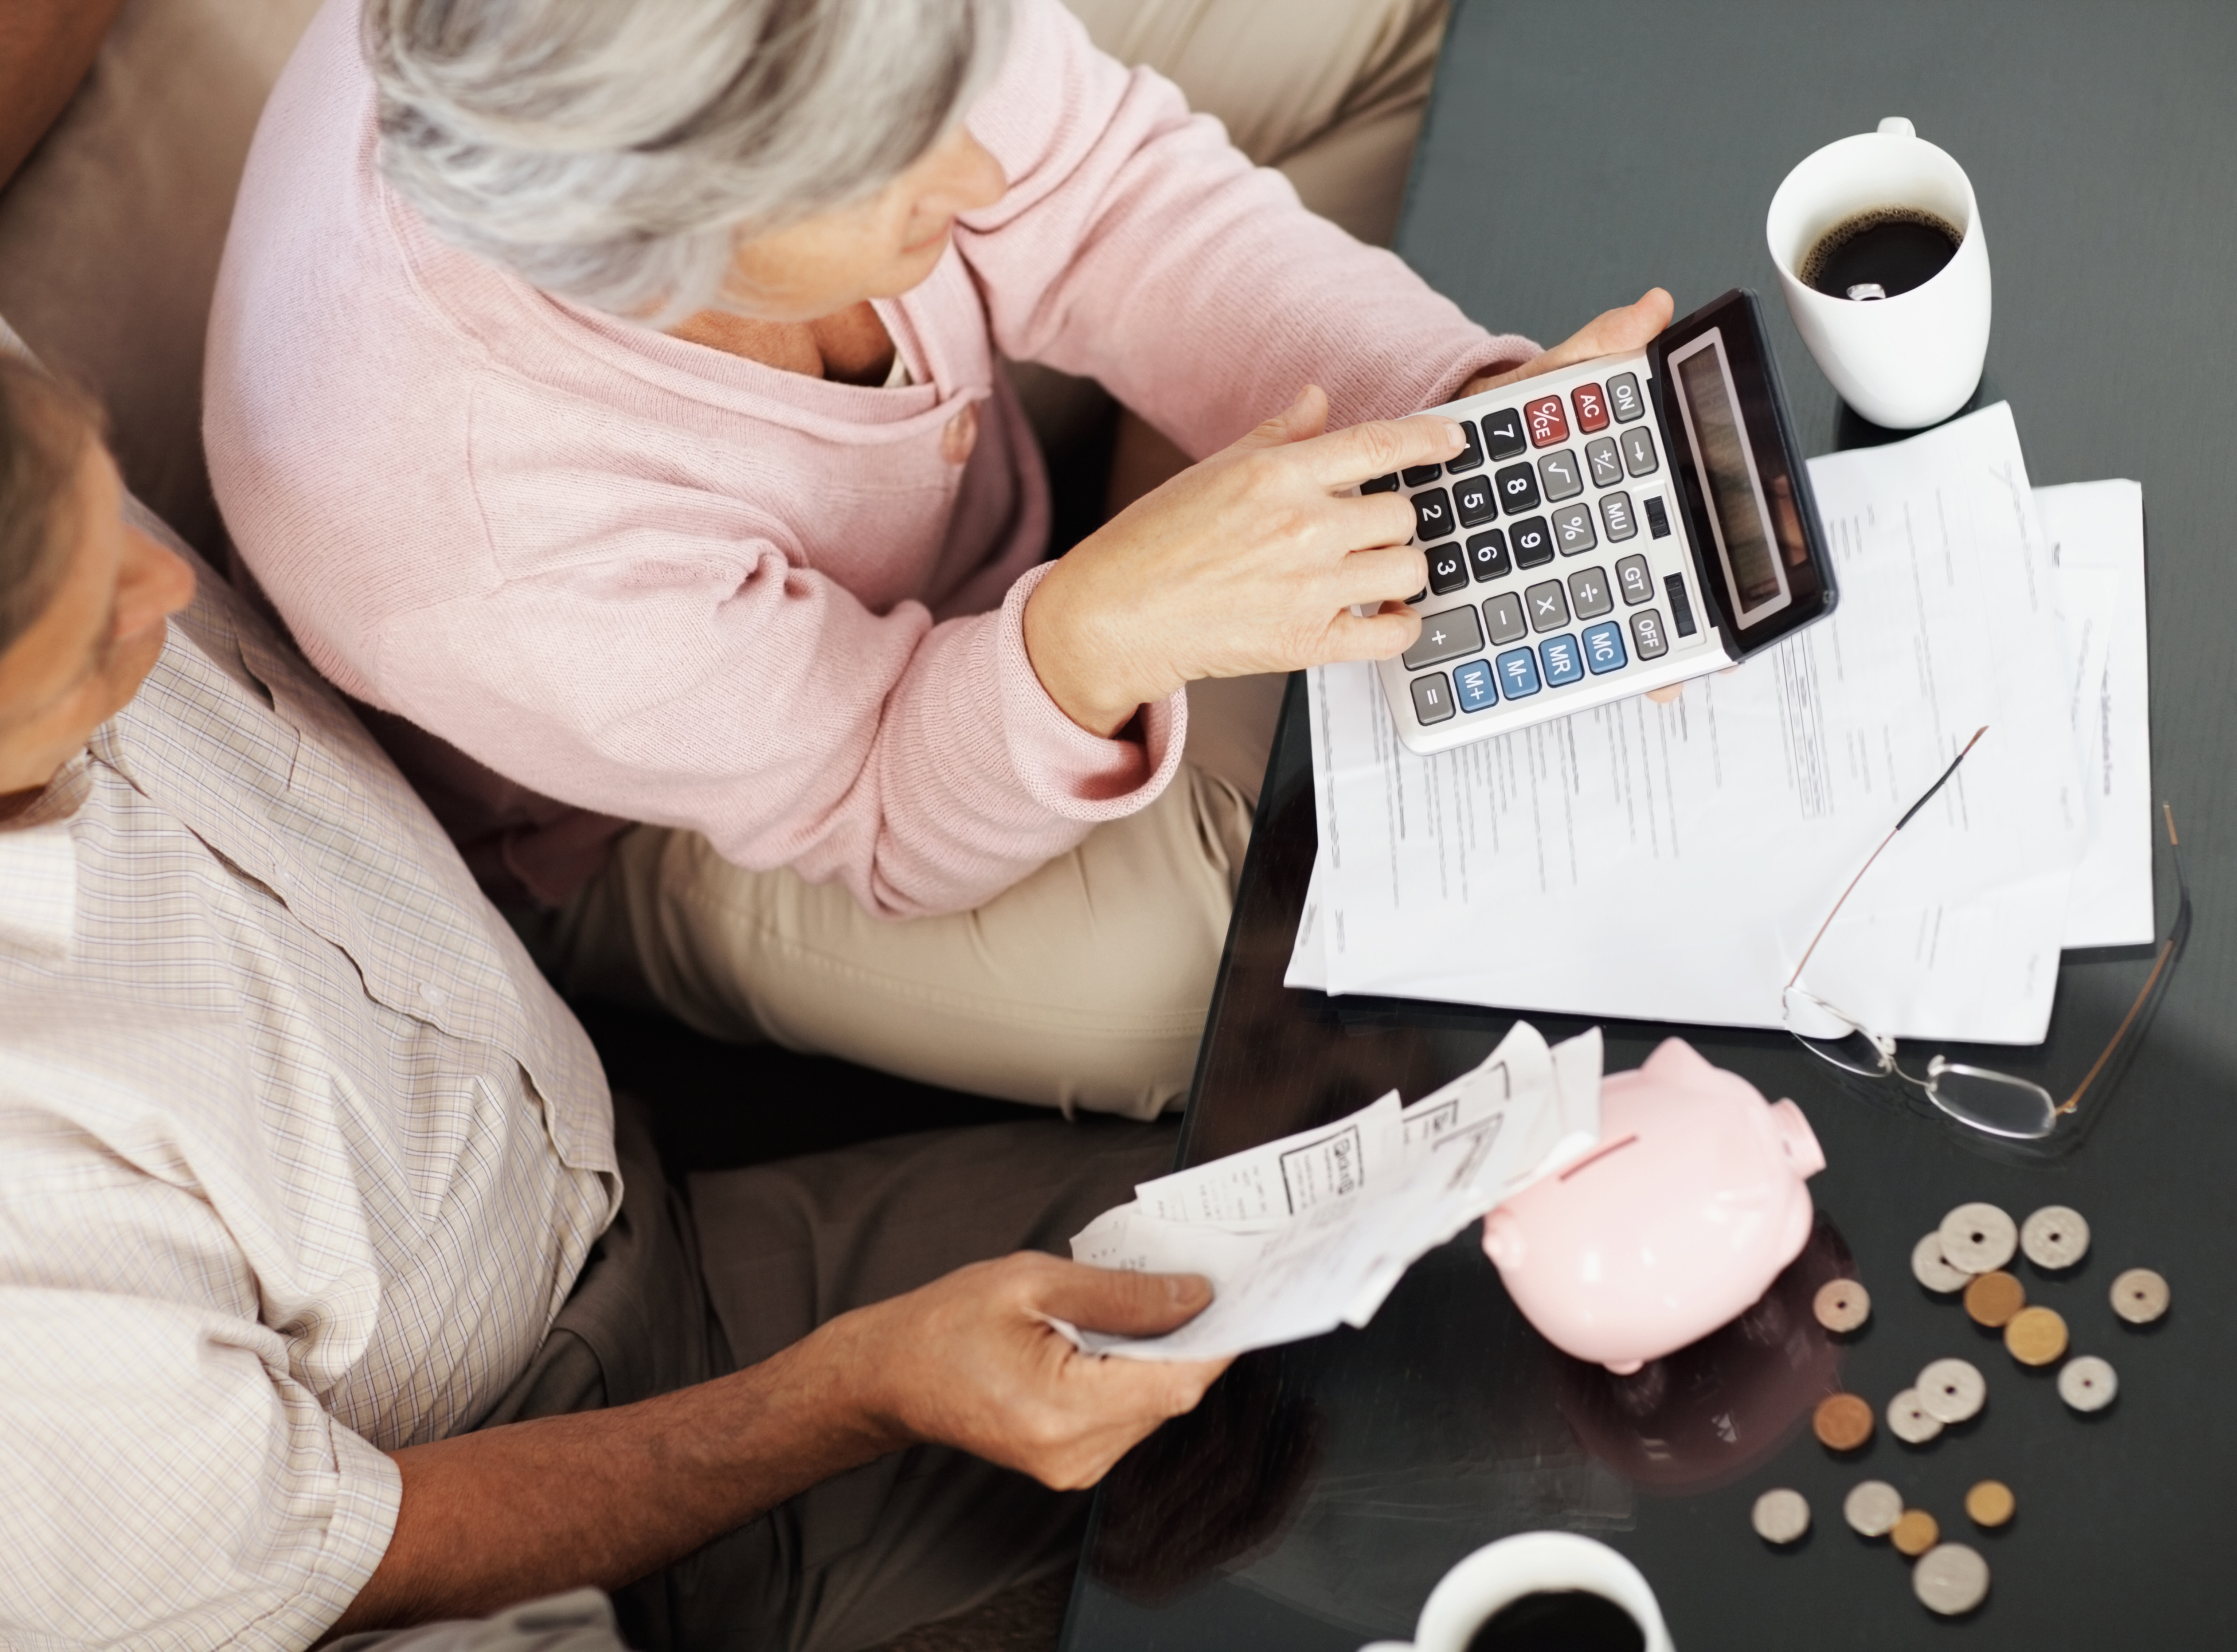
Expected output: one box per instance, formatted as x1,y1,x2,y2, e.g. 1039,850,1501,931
1765,116,1991,429
1357,1531,1676,1652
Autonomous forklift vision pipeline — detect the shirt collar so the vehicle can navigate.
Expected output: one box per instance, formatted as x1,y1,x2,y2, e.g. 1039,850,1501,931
0,755,90,959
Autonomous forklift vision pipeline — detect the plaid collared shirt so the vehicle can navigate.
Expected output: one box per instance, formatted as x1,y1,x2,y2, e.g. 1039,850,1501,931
0,509,618,1650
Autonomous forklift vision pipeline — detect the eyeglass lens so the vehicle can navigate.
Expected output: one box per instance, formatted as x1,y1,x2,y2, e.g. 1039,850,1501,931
1922,1062,2059,1141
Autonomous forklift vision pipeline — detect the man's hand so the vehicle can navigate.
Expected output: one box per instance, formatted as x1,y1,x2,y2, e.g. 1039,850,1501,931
1460,288,1675,400
329,1254,1222,1636
839,1254,1229,1490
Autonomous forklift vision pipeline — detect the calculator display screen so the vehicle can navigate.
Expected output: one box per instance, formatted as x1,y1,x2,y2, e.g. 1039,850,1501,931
1666,330,1792,626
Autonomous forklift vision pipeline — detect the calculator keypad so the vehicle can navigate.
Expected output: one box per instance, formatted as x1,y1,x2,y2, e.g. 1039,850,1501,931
1551,504,1596,556
1454,472,1499,528
1467,529,1510,582
1382,352,1712,747
1509,517,1555,568
1401,604,1484,670
1525,580,1569,633
1567,566,1613,620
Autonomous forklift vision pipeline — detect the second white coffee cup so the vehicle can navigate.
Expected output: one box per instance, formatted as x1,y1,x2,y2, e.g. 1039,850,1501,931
1765,116,1991,429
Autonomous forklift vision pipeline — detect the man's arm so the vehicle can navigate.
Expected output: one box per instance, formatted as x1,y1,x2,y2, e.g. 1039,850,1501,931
0,0,125,191
330,1254,1223,1636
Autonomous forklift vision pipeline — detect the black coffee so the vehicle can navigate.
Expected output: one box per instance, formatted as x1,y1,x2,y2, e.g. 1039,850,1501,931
1802,206,1962,300
1465,1590,1646,1652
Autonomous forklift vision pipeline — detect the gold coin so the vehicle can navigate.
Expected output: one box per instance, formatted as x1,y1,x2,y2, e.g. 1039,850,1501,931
1813,1391,1875,1452
2110,1267,2171,1324
1891,1508,1941,1558
1963,1269,2026,1329
1814,1278,1873,1334
1965,1480,2015,1528
2004,1305,2069,1367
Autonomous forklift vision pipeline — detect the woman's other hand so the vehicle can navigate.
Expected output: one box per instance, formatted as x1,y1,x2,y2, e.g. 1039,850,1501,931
1458,288,1674,399
1023,386,1459,737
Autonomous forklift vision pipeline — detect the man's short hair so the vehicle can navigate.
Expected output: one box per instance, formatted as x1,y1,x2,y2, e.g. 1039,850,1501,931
0,355,96,657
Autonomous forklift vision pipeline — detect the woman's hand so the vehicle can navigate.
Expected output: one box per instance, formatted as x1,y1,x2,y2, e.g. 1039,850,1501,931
1458,288,1675,400
1023,386,1461,738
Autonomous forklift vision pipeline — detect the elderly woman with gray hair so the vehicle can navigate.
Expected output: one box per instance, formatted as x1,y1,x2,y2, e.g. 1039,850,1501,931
208,0,1666,1117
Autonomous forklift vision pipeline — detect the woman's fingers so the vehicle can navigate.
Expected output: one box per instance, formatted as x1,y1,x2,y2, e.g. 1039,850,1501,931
1323,604,1422,662
1465,288,1675,395
1334,544,1429,610
1295,411,1465,491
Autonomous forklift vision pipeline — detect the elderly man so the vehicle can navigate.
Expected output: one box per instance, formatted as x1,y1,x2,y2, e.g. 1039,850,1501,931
0,337,1224,1650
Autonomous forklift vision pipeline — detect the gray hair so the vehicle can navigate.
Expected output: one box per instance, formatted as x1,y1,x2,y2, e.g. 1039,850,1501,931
364,0,1012,322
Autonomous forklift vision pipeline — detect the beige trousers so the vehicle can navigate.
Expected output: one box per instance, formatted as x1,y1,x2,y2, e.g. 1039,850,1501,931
549,0,1448,1120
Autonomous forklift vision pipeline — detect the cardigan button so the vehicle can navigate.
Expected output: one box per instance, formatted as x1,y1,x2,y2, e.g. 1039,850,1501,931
941,402,979,465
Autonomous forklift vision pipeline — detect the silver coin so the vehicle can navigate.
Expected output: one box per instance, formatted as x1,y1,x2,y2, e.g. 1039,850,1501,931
2059,1354,2119,1413
1885,1387,1945,1444
2110,1266,2171,1324
1843,1479,1904,1537
1751,1486,1811,1545
1939,1203,2018,1274
1916,1357,1987,1424
2020,1204,2090,1270
1912,1230,1973,1293
1914,1543,1991,1615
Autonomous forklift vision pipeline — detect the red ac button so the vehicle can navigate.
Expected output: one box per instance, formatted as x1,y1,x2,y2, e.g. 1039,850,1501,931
1571,382,1610,433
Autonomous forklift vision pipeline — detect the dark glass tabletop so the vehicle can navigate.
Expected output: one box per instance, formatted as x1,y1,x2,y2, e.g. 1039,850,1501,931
1060,2,2237,1646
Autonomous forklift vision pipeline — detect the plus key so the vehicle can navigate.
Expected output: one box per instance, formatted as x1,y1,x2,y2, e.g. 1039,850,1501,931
1571,382,1610,432
1524,393,1569,448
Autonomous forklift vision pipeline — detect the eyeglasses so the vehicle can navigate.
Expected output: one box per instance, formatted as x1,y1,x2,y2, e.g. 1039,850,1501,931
1781,727,2191,1141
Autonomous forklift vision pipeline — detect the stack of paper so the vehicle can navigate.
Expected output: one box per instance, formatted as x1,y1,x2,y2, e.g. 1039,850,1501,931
1288,404,2152,1043
1066,1023,1599,1361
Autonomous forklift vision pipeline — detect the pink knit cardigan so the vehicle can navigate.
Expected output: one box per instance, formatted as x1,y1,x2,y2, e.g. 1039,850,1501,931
205,0,1530,913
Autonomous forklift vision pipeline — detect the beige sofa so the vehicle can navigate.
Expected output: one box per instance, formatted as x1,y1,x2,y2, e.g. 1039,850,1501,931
0,0,321,557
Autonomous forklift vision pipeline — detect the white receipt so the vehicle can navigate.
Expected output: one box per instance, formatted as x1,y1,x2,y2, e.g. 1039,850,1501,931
1290,404,2102,1044
2039,480,2154,946
1068,1024,1599,1361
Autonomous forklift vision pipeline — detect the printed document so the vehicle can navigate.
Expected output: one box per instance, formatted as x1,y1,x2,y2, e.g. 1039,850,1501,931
1289,404,2102,1043
1066,1024,1599,1361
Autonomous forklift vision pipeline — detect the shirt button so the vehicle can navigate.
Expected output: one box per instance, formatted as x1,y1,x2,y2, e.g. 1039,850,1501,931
1963,1269,2026,1329
2020,1204,2090,1270
1915,1357,1987,1424
1812,1278,1871,1334
941,402,979,465
2110,1266,2171,1324
2059,1353,2119,1412
1913,1542,1990,1615
419,983,447,1011
1813,1392,1874,1452
1938,1202,2018,1273
2003,1305,2069,1367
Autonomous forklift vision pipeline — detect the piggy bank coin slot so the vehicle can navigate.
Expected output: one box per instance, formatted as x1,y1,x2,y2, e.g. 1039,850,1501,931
1557,1132,1642,1181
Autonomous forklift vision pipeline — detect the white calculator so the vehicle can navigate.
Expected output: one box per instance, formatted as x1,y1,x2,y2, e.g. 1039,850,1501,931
1369,288,1838,754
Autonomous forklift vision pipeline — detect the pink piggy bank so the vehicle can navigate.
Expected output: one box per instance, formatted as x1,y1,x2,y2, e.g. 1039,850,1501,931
1481,1037,1826,1374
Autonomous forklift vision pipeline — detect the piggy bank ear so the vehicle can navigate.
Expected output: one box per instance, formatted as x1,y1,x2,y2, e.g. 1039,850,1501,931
1482,1207,1522,1271
1642,1037,1714,1080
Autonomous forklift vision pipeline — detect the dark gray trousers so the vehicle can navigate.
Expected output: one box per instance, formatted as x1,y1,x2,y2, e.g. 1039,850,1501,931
476,1097,1176,1652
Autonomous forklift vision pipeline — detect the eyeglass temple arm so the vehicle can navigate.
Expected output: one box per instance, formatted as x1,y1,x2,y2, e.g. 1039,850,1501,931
1784,727,1990,993
2057,803,2189,1114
